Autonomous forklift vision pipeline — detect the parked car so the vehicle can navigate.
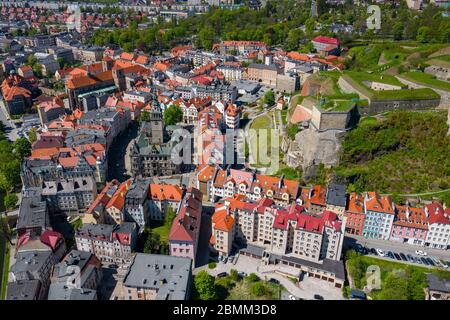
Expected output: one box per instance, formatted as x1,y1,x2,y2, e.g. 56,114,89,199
109,264,118,269
313,294,324,300
369,248,377,255
406,254,414,262
386,251,395,259
227,256,234,263
420,257,430,265
355,244,368,255
414,257,422,264
399,253,407,261
269,278,280,284
426,258,435,266
238,271,247,278
376,249,385,257
415,250,427,256
288,294,297,300
393,253,401,260
217,272,228,278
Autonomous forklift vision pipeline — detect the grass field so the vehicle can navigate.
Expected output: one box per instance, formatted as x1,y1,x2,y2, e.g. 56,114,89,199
149,219,170,244
249,113,274,168
341,73,440,101
400,71,450,92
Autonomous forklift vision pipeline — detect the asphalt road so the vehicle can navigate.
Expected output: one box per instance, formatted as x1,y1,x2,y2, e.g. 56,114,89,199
107,123,138,182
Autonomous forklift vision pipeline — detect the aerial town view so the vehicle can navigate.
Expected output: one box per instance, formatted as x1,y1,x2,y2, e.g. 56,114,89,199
0,0,449,306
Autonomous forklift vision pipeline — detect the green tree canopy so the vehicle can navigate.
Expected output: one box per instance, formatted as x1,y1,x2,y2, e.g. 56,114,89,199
163,105,183,125
4,193,18,210
194,271,217,300
13,138,31,160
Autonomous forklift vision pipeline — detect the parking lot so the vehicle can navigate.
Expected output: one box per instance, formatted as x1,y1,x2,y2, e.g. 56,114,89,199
351,243,450,269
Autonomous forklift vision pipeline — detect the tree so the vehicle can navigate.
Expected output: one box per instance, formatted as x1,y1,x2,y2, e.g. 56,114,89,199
416,26,431,43
28,127,38,144
250,282,267,297
194,271,217,300
163,105,183,125
13,138,31,160
164,206,176,229
4,193,18,210
140,110,151,122
247,273,259,282
285,29,304,52
393,22,404,41
143,229,161,254
263,90,275,107
0,216,13,245
0,160,21,192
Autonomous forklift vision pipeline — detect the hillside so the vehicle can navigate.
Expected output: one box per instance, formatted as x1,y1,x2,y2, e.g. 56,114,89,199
334,111,450,196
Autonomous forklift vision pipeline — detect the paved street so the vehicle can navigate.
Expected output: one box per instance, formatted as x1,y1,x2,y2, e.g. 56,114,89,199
194,255,343,300
107,123,138,182
344,234,450,262
0,100,20,142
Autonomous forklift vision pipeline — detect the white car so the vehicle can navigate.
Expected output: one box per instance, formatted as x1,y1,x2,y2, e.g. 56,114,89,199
415,250,427,256
376,249,385,257
288,294,297,300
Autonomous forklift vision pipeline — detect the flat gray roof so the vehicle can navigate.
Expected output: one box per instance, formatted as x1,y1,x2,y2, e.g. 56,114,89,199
123,253,192,300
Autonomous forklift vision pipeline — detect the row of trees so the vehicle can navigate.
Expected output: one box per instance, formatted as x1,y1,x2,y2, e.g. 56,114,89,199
89,1,449,55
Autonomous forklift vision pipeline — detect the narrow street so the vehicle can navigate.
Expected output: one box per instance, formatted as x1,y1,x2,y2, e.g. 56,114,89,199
107,123,138,182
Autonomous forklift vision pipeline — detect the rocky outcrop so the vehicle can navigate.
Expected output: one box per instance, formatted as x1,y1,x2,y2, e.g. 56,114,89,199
285,127,345,173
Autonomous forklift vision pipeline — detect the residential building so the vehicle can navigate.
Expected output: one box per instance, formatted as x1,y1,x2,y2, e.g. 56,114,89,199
169,188,202,264
125,178,151,227
325,183,347,217
390,205,428,246
311,36,341,56
344,193,365,236
117,253,192,300
9,250,56,299
424,203,450,250
1,71,40,115
362,192,395,240
16,187,50,237
148,183,184,221
50,250,102,291
196,165,301,206
247,63,280,87
7,280,43,300
212,41,268,55
75,222,138,266
41,177,97,214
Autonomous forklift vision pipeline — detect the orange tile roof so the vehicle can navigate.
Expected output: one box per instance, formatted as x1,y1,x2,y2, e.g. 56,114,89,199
347,193,364,214
66,70,113,90
106,179,132,211
148,184,183,201
212,209,234,232
59,156,79,168
365,192,394,214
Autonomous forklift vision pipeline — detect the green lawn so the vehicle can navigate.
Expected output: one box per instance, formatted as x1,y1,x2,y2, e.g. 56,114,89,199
149,219,170,244
346,251,450,300
249,113,276,168
341,73,440,101
0,235,10,300
400,71,450,92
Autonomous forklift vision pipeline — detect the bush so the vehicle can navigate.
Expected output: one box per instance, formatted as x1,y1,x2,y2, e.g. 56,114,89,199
208,262,217,269
229,269,239,282
247,273,259,282
250,282,267,297
4,193,18,210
